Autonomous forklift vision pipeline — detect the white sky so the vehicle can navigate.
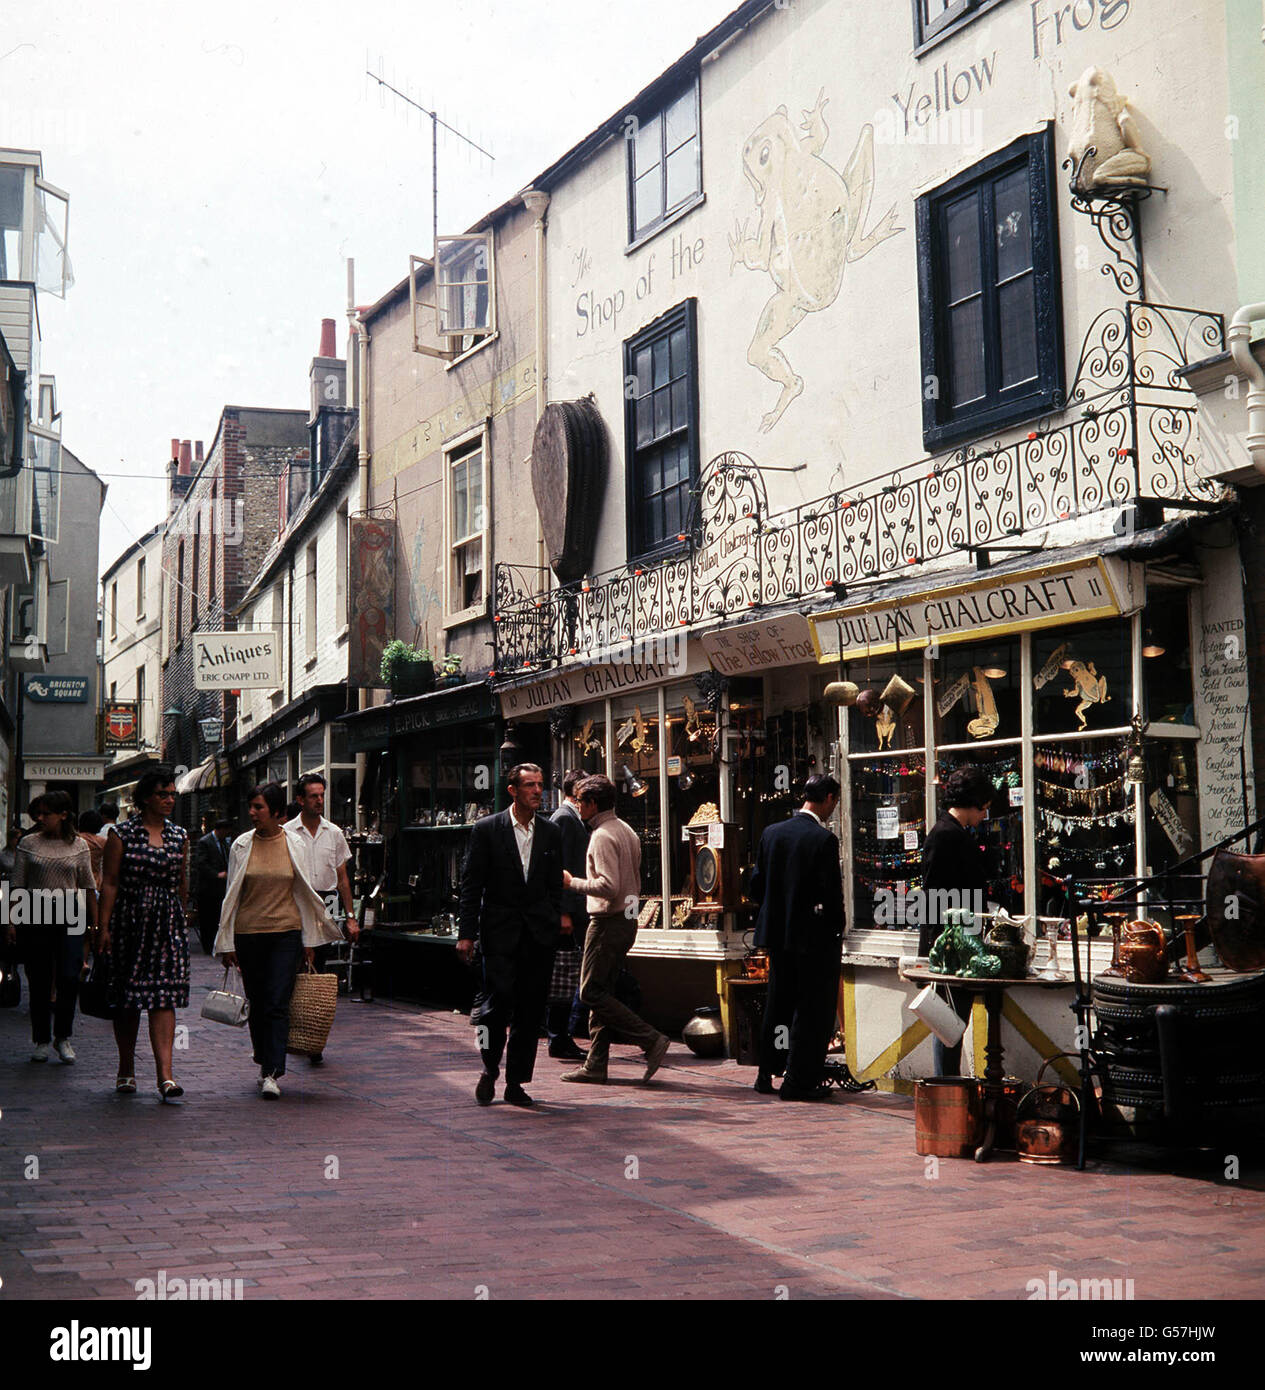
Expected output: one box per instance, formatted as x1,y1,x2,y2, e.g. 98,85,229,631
2,0,739,576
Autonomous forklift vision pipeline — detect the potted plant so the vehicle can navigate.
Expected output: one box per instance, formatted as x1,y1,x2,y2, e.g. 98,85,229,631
436,653,466,688
380,640,434,697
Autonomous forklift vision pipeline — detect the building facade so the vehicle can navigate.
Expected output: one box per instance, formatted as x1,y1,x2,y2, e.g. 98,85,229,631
99,523,164,808
488,0,1265,1082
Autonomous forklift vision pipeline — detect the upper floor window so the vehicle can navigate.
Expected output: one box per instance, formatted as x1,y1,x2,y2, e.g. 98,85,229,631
110,580,118,639
627,78,701,245
913,0,1007,51
135,556,146,618
916,125,1063,453
624,300,699,561
444,430,488,623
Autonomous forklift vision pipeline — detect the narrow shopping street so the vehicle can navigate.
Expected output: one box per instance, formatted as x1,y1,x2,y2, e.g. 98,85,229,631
2,950,1263,1303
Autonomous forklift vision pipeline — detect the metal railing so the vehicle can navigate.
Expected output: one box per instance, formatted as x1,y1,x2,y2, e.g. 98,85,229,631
493,301,1227,674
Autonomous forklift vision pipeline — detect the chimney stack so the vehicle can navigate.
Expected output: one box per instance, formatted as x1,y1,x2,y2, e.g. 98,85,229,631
309,316,347,424
169,436,196,516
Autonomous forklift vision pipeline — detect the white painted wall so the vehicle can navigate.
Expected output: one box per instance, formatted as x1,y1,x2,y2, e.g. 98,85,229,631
101,529,164,760
543,0,1235,577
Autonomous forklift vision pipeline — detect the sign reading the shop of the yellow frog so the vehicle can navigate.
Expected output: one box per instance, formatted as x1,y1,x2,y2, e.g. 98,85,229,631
815,558,1135,661
702,615,818,675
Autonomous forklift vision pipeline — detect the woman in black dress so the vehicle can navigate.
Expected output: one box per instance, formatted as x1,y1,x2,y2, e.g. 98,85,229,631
96,766,191,1101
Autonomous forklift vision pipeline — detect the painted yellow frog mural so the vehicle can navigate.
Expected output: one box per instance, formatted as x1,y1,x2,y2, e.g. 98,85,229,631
728,90,903,432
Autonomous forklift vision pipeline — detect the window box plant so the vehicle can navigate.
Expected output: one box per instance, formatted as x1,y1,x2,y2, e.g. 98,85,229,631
436,653,466,688
381,640,435,697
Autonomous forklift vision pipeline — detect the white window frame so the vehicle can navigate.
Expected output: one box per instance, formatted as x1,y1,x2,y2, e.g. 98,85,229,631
135,555,146,620
46,576,69,655
410,231,496,361
305,540,318,663
442,423,489,628
335,503,349,631
28,423,62,544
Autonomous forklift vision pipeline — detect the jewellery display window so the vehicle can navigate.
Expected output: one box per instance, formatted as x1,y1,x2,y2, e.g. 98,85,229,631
936,745,1024,913
405,729,497,827
723,677,770,907
848,752,926,932
665,685,721,917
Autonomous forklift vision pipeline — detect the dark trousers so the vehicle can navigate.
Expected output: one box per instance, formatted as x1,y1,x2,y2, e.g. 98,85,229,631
479,934,555,1087
235,931,303,1078
579,915,661,1073
760,947,840,1090
933,985,975,1077
196,896,223,956
20,927,84,1044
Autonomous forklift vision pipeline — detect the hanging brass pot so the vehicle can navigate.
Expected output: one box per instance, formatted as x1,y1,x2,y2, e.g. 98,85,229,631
855,689,883,719
824,679,860,706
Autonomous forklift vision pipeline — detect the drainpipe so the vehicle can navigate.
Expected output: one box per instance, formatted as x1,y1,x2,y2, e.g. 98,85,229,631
1228,303,1265,475
346,258,373,828
521,189,550,579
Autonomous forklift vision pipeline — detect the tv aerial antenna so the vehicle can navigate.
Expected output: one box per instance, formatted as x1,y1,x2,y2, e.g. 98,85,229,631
365,57,495,262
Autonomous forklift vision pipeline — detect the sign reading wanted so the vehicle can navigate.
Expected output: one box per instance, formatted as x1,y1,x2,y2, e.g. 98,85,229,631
193,632,280,690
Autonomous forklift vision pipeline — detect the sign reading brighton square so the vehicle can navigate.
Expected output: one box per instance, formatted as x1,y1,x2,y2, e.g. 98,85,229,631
816,558,1137,661
23,675,90,702
192,632,280,690
702,616,819,676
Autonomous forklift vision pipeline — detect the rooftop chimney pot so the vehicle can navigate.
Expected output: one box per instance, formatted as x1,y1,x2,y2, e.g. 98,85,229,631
195,440,204,463
170,437,180,463
178,440,193,475
319,318,337,358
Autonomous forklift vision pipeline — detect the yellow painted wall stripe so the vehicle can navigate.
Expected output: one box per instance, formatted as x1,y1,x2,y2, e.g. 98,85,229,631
1000,994,1080,1085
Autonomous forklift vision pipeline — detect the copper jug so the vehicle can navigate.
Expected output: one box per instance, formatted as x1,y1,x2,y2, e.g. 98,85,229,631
1119,919,1168,985
1016,1056,1080,1165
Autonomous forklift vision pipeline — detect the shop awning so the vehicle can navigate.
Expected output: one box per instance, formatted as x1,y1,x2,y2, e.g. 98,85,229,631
175,756,226,794
337,681,497,753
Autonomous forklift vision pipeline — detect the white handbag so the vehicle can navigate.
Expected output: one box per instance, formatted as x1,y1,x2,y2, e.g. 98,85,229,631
201,966,250,1026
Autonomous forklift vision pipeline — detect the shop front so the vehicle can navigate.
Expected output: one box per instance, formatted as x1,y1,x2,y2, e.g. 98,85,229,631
806,526,1255,1092
497,618,834,1032
338,681,501,1005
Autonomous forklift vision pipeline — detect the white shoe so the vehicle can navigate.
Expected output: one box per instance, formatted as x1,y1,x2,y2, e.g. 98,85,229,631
260,1076,281,1099
31,1042,49,1062
53,1038,76,1064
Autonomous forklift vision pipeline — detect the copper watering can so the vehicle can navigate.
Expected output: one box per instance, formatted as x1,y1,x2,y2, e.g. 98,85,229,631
1015,1054,1081,1165
1119,918,1168,985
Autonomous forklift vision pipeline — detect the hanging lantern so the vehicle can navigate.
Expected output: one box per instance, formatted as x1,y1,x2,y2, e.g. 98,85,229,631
1123,716,1147,787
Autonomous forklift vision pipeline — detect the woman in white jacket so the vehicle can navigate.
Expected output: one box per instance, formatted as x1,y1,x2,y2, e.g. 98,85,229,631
215,782,344,1098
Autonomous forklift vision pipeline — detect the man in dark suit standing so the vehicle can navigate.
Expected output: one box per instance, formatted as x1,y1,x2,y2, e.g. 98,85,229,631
749,773,845,1102
191,818,234,956
546,770,590,1061
458,763,562,1107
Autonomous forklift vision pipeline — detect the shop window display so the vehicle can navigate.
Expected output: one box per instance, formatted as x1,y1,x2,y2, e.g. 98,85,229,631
565,702,608,778
1142,591,1195,726
936,747,1023,913
849,754,926,932
665,687,721,924
932,637,1020,745
1033,619,1131,737
611,696,662,898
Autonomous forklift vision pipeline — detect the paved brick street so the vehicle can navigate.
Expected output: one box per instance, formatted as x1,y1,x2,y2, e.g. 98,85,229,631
2,949,1264,1303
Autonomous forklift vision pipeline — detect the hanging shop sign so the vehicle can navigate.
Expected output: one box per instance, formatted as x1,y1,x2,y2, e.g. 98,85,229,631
1149,788,1194,857
23,674,90,703
101,701,140,751
349,515,396,687
701,615,819,676
813,558,1138,662
192,631,280,690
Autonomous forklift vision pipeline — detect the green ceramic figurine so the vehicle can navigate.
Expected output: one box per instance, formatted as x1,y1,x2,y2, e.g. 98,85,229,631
929,907,1002,978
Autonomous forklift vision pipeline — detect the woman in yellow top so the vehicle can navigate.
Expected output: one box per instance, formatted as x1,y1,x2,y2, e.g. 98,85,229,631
214,782,344,1098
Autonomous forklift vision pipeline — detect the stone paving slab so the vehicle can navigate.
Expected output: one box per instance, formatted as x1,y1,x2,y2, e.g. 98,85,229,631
1,948,1263,1301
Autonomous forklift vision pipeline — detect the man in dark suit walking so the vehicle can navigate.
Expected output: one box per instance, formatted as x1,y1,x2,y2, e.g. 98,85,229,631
191,818,234,956
749,773,845,1102
458,763,562,1107
546,770,590,1061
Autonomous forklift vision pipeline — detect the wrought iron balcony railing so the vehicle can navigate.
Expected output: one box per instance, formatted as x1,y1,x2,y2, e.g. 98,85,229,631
493,301,1226,675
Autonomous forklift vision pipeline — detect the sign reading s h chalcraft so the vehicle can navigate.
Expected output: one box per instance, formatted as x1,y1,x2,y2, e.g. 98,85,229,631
23,675,90,702
193,632,280,690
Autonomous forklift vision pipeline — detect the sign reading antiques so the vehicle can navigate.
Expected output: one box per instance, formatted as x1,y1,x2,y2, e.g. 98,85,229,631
193,631,280,690
814,558,1137,661
702,616,818,676
23,675,90,703
102,701,140,751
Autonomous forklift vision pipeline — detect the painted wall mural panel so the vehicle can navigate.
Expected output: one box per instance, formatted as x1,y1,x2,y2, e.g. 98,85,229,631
349,515,396,687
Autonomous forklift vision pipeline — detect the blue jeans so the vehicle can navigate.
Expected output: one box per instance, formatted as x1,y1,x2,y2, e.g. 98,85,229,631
235,931,303,1078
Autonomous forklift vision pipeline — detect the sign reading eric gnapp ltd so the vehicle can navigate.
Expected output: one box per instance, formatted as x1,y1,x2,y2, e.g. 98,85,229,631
193,632,280,690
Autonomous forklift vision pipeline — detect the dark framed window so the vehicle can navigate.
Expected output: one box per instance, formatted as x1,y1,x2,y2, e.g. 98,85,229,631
624,300,699,562
626,77,701,246
912,0,1008,52
916,125,1063,453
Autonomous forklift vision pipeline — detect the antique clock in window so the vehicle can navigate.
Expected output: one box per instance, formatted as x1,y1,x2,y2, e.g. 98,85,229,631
686,822,740,915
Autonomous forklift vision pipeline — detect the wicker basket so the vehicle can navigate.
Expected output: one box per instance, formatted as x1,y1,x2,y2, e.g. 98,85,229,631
287,966,339,1056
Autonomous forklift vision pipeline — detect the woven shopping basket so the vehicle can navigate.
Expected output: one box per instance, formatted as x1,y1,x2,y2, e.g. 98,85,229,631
287,964,339,1056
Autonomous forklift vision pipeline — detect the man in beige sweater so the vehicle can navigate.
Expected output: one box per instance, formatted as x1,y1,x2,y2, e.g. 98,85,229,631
560,775,668,1085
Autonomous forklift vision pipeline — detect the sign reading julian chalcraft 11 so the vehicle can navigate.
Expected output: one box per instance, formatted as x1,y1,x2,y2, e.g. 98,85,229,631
816,558,1137,661
193,631,280,689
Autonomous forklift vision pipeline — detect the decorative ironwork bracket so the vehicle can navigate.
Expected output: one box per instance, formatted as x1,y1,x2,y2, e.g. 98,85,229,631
1064,146,1166,300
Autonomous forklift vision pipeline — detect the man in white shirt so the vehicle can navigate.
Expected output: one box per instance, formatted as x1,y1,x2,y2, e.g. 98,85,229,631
285,773,359,1064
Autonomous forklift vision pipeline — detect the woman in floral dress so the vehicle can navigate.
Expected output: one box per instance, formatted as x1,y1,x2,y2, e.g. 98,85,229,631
96,765,190,1102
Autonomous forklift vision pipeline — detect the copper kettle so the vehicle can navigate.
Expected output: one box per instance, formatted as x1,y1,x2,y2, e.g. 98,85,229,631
1119,918,1168,984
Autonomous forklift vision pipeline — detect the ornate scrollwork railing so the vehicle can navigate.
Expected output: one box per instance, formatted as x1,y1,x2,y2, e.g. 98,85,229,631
492,301,1226,675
